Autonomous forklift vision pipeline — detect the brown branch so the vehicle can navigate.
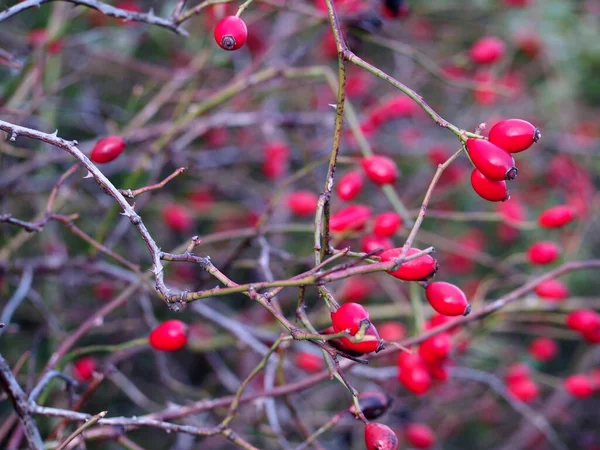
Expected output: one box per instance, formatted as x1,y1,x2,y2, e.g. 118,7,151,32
119,168,186,199
0,0,188,35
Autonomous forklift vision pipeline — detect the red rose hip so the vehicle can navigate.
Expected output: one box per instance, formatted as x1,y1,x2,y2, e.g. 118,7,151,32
488,119,541,153
287,191,318,216
527,241,561,265
425,282,471,316
566,309,600,334
330,204,371,233
471,169,510,202
528,337,558,362
373,212,402,237
534,279,569,301
149,320,188,352
466,138,518,181
538,205,575,228
380,247,438,281
361,155,400,185
564,375,594,398
214,16,248,51
90,136,126,163
405,423,435,449
364,423,399,450
337,170,364,201
469,36,506,64
73,357,97,382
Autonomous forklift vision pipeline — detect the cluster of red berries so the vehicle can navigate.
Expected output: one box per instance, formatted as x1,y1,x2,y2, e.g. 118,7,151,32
468,119,540,202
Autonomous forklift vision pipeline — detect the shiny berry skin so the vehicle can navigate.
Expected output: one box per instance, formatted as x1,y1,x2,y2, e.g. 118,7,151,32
373,212,402,237
214,16,248,51
508,378,539,403
527,241,561,265
488,119,541,153
466,139,517,181
564,375,594,398
538,205,575,228
73,357,97,382
397,351,423,371
469,36,506,64
528,337,558,362
418,332,452,365
361,235,394,255
337,171,364,201
149,320,188,352
330,204,371,233
331,302,370,335
505,363,531,384
287,191,318,216
351,391,393,420
162,203,193,232
340,324,382,354
534,279,569,302
470,168,510,202
364,423,399,450
566,310,600,334
294,351,324,373
380,247,438,281
90,136,126,163
425,282,471,317
427,314,461,334
427,363,450,381
404,423,435,449
399,364,431,396
361,155,400,185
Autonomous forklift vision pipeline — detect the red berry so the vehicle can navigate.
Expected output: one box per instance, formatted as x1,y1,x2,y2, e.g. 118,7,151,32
364,423,399,450
489,119,541,153
399,364,431,395
583,327,600,344
361,155,400,185
73,357,96,382
380,247,438,282
162,203,193,232
294,351,324,373
262,141,290,179
538,205,575,228
466,139,517,181
337,171,364,201
330,204,371,233
534,279,569,302
149,320,188,352
425,282,471,316
90,136,126,163
503,0,531,6
566,310,600,334
214,16,248,51
527,241,561,265
397,351,423,370
373,212,402,237
564,375,594,398
405,423,435,449
427,314,461,334
505,363,531,384
378,322,406,341
361,235,394,255
508,378,539,403
418,333,452,365
470,168,510,202
331,302,370,335
469,36,506,64
528,337,558,362
287,191,318,216
427,363,450,381
331,303,382,353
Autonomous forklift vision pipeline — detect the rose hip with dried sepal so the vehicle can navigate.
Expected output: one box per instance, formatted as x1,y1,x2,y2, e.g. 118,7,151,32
488,119,541,153
425,281,471,316
364,423,399,450
214,16,248,51
466,138,518,181
330,303,383,354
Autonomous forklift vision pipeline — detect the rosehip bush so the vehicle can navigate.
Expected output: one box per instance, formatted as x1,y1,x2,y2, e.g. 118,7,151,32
1,1,599,449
